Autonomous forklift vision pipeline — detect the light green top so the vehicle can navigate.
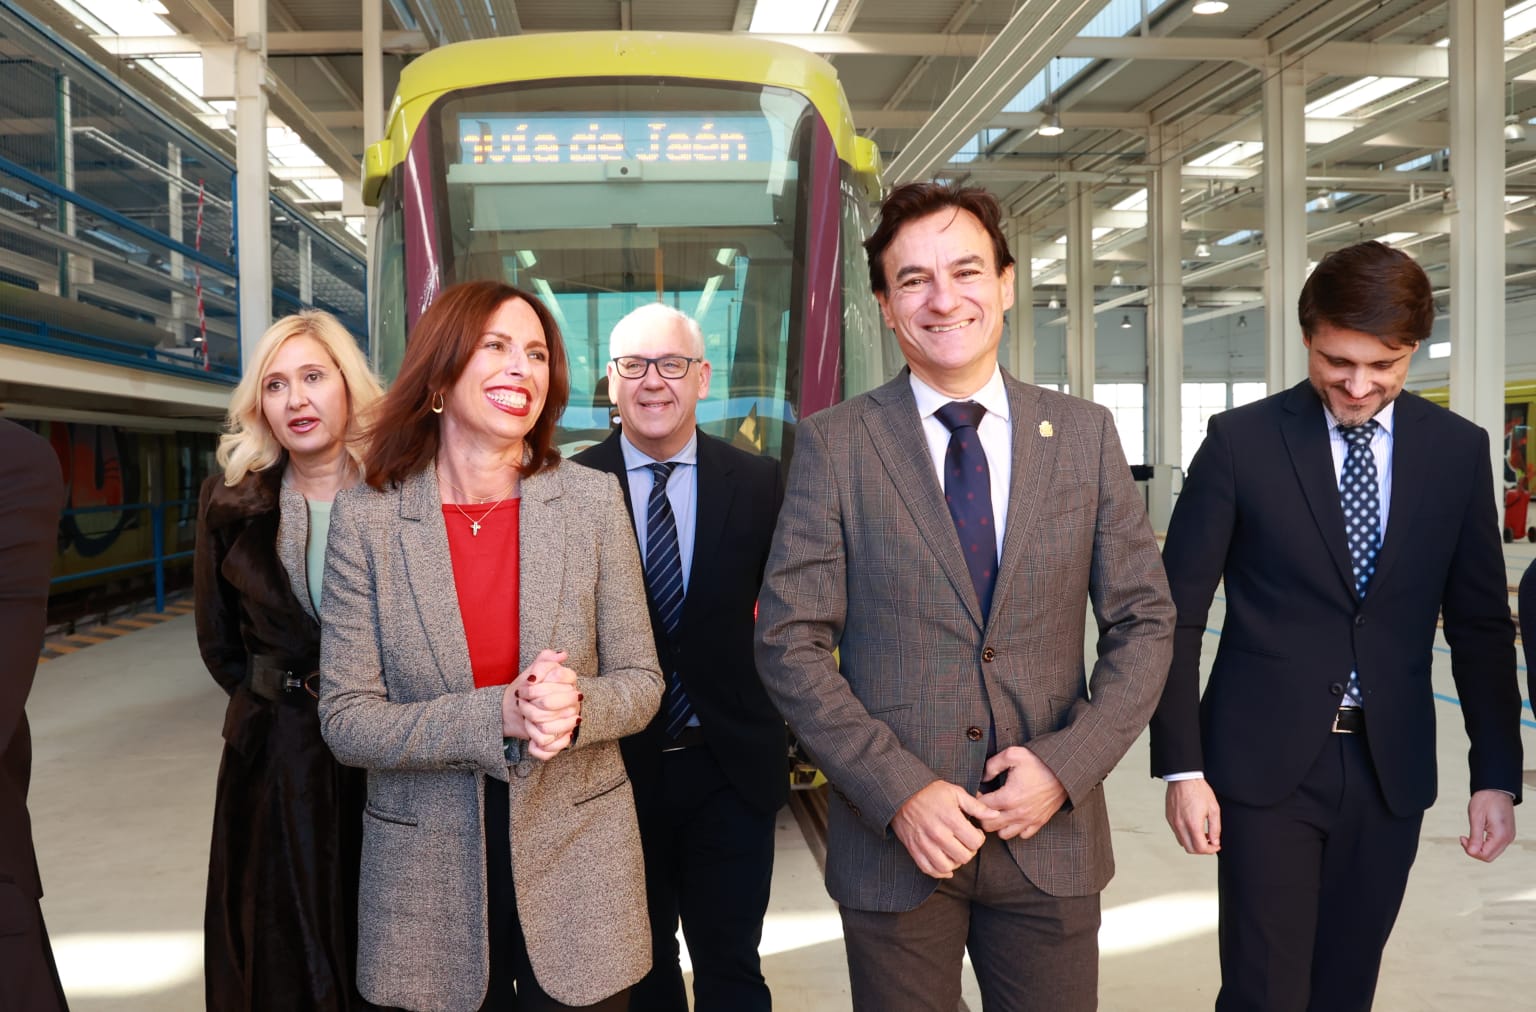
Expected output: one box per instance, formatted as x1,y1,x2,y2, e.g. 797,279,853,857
306,498,334,616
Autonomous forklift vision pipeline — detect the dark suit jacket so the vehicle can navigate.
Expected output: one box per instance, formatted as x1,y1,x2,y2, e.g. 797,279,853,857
0,420,64,903
755,370,1175,912
1151,382,1522,815
574,430,789,815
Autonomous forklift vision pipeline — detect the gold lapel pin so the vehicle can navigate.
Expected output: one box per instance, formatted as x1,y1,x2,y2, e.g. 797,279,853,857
1038,420,1054,438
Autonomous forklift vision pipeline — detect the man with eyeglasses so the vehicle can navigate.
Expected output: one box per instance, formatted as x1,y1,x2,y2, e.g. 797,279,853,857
574,302,786,1012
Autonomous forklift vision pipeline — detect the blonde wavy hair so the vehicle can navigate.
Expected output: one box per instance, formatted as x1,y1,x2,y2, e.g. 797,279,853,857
216,310,385,486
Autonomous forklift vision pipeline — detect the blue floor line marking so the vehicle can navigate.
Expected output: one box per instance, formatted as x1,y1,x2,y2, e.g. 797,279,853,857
1200,629,1536,727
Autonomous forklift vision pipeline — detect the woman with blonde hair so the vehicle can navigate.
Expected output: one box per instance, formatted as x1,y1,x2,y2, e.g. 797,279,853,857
194,309,384,1010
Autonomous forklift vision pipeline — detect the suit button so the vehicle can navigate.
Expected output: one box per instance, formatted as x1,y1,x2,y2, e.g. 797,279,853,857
1354,614,1366,627
1329,683,1345,696
966,726,984,741
982,647,996,662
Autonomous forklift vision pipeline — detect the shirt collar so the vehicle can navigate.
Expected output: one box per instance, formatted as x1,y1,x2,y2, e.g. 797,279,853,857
1323,398,1396,438
620,429,698,472
909,366,1010,423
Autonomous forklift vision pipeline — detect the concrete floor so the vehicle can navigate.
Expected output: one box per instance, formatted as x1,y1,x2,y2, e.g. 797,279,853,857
25,543,1536,1010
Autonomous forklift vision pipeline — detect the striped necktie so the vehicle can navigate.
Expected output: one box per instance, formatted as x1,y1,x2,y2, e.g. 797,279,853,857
644,462,694,737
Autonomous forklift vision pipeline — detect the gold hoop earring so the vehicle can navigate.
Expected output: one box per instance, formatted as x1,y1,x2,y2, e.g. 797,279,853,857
430,391,445,414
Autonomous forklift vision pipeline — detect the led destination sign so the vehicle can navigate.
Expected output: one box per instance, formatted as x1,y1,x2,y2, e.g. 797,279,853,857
458,114,774,165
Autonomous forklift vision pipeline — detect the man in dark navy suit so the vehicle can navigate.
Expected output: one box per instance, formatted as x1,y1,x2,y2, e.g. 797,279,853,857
574,303,785,1012
0,418,68,1012
1152,241,1523,1011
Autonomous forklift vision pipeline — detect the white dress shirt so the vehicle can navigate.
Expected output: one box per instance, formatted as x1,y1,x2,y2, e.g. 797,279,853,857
620,431,698,595
909,367,1012,561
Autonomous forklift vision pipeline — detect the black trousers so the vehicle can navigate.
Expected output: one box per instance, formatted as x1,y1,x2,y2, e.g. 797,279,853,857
628,746,775,1012
1214,731,1423,1012
0,893,68,1012
480,780,629,1012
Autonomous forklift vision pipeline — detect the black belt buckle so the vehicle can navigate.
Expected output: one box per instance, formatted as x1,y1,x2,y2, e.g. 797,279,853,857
1331,706,1365,734
661,725,707,752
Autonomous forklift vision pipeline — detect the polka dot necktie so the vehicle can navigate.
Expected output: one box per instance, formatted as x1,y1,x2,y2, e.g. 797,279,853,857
644,462,694,738
1339,419,1380,707
935,400,996,619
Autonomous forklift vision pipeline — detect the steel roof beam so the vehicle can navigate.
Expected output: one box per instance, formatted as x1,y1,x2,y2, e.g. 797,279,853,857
885,0,1112,184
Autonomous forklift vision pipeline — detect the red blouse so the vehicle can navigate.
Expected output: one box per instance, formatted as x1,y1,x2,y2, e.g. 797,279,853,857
443,501,520,689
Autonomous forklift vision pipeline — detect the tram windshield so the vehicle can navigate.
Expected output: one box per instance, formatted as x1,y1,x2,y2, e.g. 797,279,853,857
434,81,815,460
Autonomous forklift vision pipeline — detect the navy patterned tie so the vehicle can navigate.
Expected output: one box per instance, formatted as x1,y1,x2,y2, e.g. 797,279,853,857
644,462,694,737
1339,419,1381,707
935,401,997,618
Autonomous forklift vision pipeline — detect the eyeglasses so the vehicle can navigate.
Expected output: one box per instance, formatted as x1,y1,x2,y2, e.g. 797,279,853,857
611,355,700,380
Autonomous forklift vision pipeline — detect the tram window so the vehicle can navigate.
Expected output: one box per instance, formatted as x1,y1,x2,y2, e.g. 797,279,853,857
371,173,408,381
429,81,814,462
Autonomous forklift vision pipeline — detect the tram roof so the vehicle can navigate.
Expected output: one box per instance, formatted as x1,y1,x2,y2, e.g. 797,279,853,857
378,31,874,178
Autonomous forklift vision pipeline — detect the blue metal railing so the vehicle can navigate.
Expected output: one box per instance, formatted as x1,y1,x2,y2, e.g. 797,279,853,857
50,499,197,613
0,311,240,383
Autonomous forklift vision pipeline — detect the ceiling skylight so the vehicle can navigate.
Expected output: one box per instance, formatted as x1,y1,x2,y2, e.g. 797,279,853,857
1189,141,1263,167
1305,77,1415,118
748,0,835,33
1112,189,1149,212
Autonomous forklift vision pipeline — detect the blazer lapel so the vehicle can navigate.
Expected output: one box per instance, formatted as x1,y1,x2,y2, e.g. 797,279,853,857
1368,392,1430,592
517,467,565,669
275,483,317,623
863,371,985,629
992,374,1056,619
681,433,731,632
397,468,475,694
1279,381,1357,597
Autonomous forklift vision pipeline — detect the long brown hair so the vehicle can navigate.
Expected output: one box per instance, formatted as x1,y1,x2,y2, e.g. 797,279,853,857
364,280,571,489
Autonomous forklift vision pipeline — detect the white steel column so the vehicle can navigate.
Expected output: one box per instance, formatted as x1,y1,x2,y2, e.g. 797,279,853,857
299,231,313,305
168,141,185,344
57,74,76,297
1008,218,1035,383
1263,59,1307,393
363,0,383,284
235,0,271,371
1449,0,1506,496
1147,125,1183,529
1065,183,1095,401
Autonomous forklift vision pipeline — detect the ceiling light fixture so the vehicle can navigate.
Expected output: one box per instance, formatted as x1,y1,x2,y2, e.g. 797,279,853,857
1120,315,1133,329
1237,314,1248,328
1038,109,1064,137
1048,295,1060,310
1316,190,1334,210
1192,1,1230,13
1111,271,1124,286
1507,114,1527,143
1195,241,1212,258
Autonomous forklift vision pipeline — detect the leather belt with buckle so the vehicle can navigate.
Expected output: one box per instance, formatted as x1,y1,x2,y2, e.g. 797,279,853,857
1331,706,1365,734
247,656,319,702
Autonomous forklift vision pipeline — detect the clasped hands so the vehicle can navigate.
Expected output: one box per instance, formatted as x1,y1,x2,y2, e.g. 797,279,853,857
892,746,1068,880
501,648,583,761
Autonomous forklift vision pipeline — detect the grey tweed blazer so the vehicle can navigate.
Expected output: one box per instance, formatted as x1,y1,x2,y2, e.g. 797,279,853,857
755,369,1175,912
318,461,663,1011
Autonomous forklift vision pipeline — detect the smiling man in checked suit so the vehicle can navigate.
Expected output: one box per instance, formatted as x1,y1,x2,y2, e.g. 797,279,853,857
574,302,786,1012
754,182,1175,1011
1150,241,1523,1012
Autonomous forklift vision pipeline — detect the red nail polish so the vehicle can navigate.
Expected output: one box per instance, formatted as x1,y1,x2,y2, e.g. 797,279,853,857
527,675,537,683
577,693,584,701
